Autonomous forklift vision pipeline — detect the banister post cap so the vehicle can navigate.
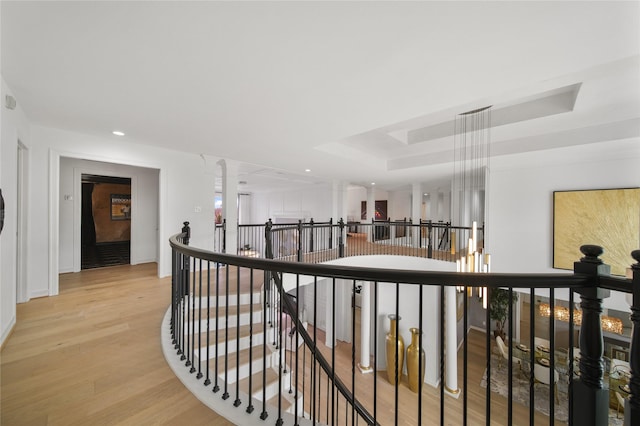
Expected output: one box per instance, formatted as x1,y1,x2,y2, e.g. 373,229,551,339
580,245,604,264
631,249,640,269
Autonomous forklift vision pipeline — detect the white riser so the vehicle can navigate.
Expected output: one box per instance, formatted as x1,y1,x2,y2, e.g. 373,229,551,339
198,331,265,359
189,311,263,332
184,293,262,307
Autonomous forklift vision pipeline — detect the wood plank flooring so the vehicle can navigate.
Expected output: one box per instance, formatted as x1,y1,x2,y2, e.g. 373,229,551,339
2,263,561,426
1,263,231,426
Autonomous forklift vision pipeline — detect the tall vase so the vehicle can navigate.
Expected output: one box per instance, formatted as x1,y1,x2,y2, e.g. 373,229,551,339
385,314,404,385
406,327,426,393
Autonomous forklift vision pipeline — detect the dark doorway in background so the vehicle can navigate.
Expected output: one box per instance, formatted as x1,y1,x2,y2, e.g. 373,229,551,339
81,174,131,269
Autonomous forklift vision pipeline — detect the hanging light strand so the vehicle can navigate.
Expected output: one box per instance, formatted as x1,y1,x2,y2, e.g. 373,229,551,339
453,106,492,307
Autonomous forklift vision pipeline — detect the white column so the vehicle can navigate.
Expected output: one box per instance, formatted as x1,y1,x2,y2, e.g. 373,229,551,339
332,180,347,222
217,159,238,255
366,186,375,242
411,183,422,247
445,286,460,397
358,281,373,373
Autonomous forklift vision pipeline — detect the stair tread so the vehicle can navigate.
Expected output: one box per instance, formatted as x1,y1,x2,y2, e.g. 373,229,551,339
200,322,265,343
238,367,280,395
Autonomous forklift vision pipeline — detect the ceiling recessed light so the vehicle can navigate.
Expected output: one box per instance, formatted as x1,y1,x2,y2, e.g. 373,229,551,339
371,182,376,186
112,130,125,136
304,169,311,173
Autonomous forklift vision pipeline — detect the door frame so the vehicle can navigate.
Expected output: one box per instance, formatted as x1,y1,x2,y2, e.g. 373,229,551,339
16,140,29,303
49,150,164,296
74,168,136,272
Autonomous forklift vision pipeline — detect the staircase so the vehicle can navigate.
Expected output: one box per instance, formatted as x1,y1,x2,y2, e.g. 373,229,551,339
183,268,305,420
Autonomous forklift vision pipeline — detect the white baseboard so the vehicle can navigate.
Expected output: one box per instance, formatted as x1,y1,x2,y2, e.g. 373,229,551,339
1,315,16,348
469,325,487,334
30,289,50,299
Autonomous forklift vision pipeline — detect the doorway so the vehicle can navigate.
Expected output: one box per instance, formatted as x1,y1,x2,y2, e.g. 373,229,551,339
81,174,132,269
16,141,29,302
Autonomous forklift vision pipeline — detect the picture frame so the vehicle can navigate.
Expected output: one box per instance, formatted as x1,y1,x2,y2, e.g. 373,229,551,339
553,187,640,276
110,193,131,221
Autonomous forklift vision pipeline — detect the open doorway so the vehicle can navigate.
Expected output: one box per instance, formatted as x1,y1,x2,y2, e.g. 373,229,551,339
81,174,131,269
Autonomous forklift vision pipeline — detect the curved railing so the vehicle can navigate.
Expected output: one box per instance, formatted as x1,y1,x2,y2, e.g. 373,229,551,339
168,222,639,426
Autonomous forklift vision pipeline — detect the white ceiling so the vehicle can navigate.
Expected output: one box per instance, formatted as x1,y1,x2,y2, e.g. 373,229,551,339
2,1,639,193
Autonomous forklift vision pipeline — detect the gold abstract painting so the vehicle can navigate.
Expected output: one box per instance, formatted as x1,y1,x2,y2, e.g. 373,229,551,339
553,188,640,276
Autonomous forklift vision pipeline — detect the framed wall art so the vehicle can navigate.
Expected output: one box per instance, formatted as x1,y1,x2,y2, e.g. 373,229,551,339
553,188,640,276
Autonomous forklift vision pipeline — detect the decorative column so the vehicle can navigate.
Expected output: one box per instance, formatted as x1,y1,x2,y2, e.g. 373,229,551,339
445,285,459,397
411,183,422,248
217,159,238,255
358,281,373,373
626,250,640,426
367,186,375,242
572,245,611,426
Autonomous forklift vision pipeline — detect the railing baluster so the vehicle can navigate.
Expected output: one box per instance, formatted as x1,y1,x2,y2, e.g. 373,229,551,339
213,263,220,393
260,270,268,420
507,287,513,425
395,282,400,426
222,266,230,400
204,262,211,386
246,268,254,414
463,286,468,426
188,258,196,372
374,280,378,424
629,250,640,426
529,287,535,425
197,259,203,379
418,284,423,426
234,266,241,407
294,275,300,424
276,274,284,426
313,276,318,424
351,279,356,426
485,286,491,426
332,278,336,425
549,287,555,424
440,284,446,426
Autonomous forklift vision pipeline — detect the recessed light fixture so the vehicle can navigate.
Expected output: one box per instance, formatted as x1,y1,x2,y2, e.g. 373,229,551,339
304,169,311,173
371,182,376,186
112,130,125,136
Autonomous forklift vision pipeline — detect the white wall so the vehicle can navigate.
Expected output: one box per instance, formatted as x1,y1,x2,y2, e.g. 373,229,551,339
58,157,159,273
488,138,640,311
250,185,333,224
388,190,411,221
1,78,31,346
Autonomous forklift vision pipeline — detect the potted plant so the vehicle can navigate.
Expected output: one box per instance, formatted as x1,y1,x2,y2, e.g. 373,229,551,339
489,288,518,340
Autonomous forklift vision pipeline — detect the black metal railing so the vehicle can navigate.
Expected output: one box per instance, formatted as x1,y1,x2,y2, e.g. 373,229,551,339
171,222,639,426
216,217,483,264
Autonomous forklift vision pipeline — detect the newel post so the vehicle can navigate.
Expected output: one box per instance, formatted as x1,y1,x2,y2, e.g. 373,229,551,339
181,221,191,296
626,249,640,425
427,220,433,258
309,218,315,253
264,219,273,259
338,218,345,258
572,244,611,426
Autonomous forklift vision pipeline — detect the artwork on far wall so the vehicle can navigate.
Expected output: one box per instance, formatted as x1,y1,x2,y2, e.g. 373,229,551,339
361,200,388,220
553,187,640,276
110,193,131,221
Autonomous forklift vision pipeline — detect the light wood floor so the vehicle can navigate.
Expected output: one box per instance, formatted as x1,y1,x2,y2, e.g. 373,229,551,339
1,263,232,426
1,263,560,426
